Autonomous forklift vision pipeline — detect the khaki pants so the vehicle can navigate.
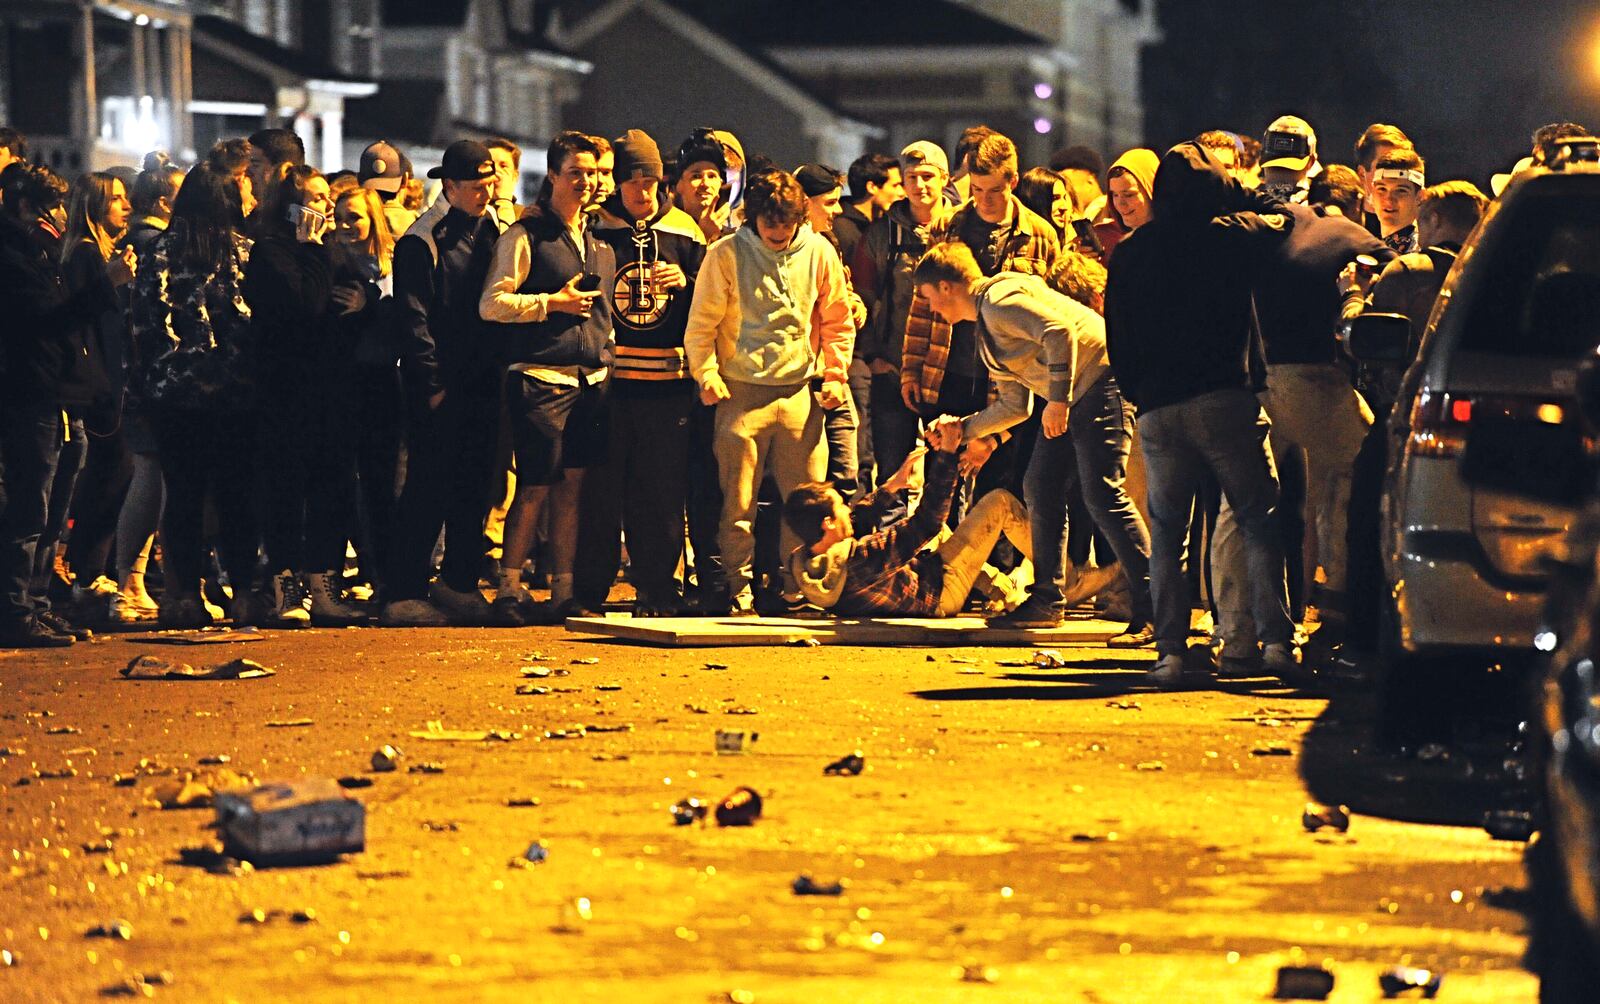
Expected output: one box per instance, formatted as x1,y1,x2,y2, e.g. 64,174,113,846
935,489,1032,616
714,381,825,597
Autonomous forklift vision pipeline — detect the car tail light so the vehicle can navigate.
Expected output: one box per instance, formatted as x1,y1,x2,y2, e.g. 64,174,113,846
1406,391,1581,461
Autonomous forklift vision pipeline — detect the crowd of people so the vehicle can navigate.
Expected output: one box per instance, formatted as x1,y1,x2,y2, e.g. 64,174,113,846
0,114,1582,685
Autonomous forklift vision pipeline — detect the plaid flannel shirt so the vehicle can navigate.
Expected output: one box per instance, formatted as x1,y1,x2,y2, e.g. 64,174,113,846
901,195,1060,411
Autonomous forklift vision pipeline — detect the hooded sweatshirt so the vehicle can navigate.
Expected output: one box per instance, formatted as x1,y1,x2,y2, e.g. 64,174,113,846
684,223,854,390
590,194,707,393
1095,147,1159,261
1104,142,1293,414
960,272,1110,442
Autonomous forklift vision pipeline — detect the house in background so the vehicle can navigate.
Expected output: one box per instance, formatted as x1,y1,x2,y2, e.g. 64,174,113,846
545,0,883,173
345,0,590,198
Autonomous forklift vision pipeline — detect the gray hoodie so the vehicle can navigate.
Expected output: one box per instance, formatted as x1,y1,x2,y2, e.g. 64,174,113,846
960,272,1109,441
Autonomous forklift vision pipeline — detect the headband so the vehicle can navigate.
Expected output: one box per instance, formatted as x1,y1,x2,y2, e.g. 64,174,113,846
1372,167,1424,189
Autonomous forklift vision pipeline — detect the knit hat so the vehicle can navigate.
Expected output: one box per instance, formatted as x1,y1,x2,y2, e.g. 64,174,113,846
900,140,949,176
676,130,727,179
794,164,843,198
1108,147,1159,200
613,128,664,182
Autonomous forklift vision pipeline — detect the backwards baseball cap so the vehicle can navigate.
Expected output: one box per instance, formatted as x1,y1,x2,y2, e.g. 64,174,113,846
359,140,408,193
794,164,843,198
426,140,495,182
900,140,949,175
1261,115,1318,173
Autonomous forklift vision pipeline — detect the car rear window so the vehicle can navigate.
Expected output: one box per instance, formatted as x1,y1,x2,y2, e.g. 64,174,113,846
1458,189,1600,357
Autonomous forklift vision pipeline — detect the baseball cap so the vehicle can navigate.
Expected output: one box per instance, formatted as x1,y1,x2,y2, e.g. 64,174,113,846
1261,115,1317,173
359,140,407,193
794,164,843,198
426,140,495,182
900,140,949,176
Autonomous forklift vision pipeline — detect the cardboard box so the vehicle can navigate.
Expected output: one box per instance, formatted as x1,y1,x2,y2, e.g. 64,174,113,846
214,779,365,864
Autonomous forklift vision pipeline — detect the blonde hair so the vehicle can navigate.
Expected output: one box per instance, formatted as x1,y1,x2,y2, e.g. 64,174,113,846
61,172,123,263
335,187,395,276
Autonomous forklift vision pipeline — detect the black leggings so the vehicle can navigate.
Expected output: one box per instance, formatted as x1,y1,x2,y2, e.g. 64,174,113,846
153,409,260,597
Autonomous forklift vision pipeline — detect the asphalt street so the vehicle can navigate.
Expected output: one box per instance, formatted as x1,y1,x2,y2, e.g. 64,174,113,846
0,624,1539,1003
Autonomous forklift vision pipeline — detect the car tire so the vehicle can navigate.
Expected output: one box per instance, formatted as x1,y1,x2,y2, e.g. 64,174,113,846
1527,830,1600,1003
1374,593,1441,748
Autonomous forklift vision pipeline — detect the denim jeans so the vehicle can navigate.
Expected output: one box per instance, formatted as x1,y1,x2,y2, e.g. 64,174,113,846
848,358,875,494
1022,375,1152,618
869,371,921,488
1138,387,1293,657
0,405,87,623
821,389,859,503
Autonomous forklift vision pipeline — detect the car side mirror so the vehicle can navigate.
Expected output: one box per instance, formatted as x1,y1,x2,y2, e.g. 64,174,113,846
1459,411,1590,507
1341,313,1411,365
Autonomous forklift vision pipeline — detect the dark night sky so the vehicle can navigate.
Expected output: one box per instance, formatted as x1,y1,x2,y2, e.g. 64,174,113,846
1141,0,1600,189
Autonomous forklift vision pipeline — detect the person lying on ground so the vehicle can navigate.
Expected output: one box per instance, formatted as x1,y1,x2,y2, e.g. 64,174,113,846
784,420,1031,617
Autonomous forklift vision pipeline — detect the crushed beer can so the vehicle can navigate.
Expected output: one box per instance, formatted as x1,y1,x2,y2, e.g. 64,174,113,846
714,786,763,827
671,798,708,826
370,746,402,772
791,875,844,896
1301,802,1351,833
714,730,757,753
823,751,865,776
1273,964,1334,1000
1379,966,1442,998
214,778,365,865
1032,649,1067,668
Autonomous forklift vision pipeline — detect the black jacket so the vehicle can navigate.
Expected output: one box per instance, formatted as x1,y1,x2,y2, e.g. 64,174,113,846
243,227,335,383
393,206,500,399
1104,143,1292,413
0,214,108,409
1252,203,1392,365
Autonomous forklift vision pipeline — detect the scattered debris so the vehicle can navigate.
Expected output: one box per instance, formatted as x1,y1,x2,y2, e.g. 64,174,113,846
102,971,174,997
1032,648,1066,668
407,762,445,774
1273,964,1334,1000
176,846,252,876
0,747,23,756
238,908,316,925
684,704,710,714
671,798,708,826
336,776,373,790
792,875,844,896
515,684,550,696
82,840,114,854
145,768,255,810
595,683,622,691
571,657,600,665
133,627,263,645
46,726,81,735
551,779,586,789
715,730,757,754
370,746,402,772
509,841,549,869
714,786,763,827
214,779,365,865
1483,808,1534,841
1301,803,1351,834
1134,761,1165,772
420,820,458,832
1106,700,1142,711
544,727,585,740
1379,966,1442,998
723,706,759,716
1,948,16,966
197,755,231,766
551,897,593,932
789,637,820,647
505,797,541,808
520,666,569,679
85,920,133,941
960,965,998,984
264,719,313,729
823,751,865,776
1069,833,1105,843
122,655,275,680
703,661,729,671
1252,745,1294,757
586,722,633,733
408,720,522,742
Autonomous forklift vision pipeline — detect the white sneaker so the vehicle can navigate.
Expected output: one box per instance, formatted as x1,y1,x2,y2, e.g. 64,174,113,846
72,575,120,604
306,572,369,626
429,581,492,625
109,592,157,623
270,570,312,628
1144,653,1185,688
379,598,452,627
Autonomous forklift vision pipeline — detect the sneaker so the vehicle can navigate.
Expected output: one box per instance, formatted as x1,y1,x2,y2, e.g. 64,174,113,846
987,595,1065,629
1107,622,1154,648
71,575,120,606
158,595,213,630
306,572,370,627
109,592,157,624
633,590,684,618
1144,653,1185,688
379,598,453,627
1061,563,1125,609
1263,642,1312,686
36,608,92,641
269,571,312,628
0,616,75,648
729,588,758,618
554,598,603,620
428,581,492,625
489,591,541,627
116,578,160,616
228,590,269,628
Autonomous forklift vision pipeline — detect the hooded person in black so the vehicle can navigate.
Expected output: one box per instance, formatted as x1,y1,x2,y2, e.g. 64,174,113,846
1104,141,1301,687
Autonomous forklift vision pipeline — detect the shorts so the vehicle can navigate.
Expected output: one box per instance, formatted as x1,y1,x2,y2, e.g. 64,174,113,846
505,373,609,486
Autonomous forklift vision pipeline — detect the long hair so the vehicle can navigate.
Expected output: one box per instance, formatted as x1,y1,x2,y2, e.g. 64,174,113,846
164,163,243,272
261,164,326,235
1015,167,1071,240
61,172,124,263
333,187,394,276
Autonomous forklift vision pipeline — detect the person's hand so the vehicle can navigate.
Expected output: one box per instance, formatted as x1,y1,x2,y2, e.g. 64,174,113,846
868,358,897,377
882,444,926,494
549,274,603,316
330,284,367,316
925,414,964,447
1338,261,1374,298
932,420,963,453
959,435,995,477
294,206,327,244
816,380,847,410
848,290,867,329
901,382,920,413
427,388,447,411
1041,400,1069,439
652,262,687,291
107,246,136,287
700,371,731,406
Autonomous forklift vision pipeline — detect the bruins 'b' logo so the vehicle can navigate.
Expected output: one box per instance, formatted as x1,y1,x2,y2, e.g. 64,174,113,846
613,261,670,328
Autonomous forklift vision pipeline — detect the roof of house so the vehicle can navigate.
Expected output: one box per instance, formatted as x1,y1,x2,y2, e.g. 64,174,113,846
192,14,372,84
660,0,1048,48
